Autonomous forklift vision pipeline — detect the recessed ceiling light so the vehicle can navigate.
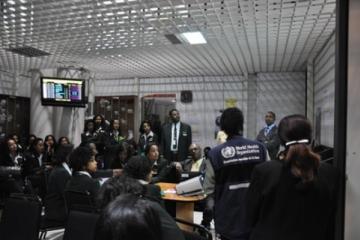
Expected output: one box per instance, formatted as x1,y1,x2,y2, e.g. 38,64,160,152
180,31,207,44
103,1,112,5
115,0,124,2
8,0,16,5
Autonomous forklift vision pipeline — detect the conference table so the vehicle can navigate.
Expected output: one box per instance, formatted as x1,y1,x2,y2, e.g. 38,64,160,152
157,182,205,231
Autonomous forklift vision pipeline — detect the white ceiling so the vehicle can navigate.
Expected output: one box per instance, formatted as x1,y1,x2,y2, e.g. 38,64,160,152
0,0,336,79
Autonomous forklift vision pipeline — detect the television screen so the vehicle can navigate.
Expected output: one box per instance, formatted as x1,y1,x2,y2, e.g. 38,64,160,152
41,77,86,107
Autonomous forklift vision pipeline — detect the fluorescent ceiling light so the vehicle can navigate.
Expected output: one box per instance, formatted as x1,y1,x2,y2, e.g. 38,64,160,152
181,31,207,45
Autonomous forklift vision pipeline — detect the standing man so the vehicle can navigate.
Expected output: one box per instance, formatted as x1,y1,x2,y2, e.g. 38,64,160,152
256,111,280,160
204,108,267,240
160,109,192,163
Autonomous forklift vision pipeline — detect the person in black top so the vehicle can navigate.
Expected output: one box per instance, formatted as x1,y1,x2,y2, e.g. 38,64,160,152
203,108,267,240
123,155,163,205
65,146,100,198
44,134,56,164
96,175,185,240
145,143,177,184
246,114,339,240
23,138,48,198
138,120,158,155
81,120,97,145
255,111,280,160
96,194,163,240
0,137,24,196
160,109,192,163
44,144,74,224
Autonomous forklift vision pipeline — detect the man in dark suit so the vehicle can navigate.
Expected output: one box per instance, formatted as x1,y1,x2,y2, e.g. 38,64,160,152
256,111,280,160
160,109,192,163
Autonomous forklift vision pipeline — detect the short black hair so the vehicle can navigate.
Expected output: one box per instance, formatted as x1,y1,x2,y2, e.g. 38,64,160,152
69,146,93,172
220,107,244,137
267,111,276,119
53,144,74,166
144,142,158,156
168,108,178,116
139,120,152,134
97,175,144,209
95,194,162,240
124,155,152,181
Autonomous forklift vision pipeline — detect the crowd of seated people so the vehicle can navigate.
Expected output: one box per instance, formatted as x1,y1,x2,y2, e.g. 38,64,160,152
0,110,340,240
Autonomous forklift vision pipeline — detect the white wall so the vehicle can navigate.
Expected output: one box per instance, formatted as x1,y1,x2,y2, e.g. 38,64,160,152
345,0,360,239
95,72,306,148
0,71,31,97
256,72,306,136
312,32,336,147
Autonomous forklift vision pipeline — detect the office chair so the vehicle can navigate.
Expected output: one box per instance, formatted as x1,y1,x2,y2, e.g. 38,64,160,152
63,210,100,240
0,193,42,240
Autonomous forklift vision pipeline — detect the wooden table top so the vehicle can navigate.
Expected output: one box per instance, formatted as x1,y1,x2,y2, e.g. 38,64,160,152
157,182,205,202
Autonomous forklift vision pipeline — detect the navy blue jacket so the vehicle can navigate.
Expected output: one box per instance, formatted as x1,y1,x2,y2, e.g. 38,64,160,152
208,135,267,240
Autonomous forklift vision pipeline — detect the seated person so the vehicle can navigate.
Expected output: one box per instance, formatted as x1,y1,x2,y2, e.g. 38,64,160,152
145,143,177,183
23,138,48,198
177,144,206,181
95,194,163,240
44,144,74,224
0,137,24,197
65,146,100,199
96,175,185,240
123,155,163,205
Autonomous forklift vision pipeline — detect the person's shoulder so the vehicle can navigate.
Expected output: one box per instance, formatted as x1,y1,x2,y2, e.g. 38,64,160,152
255,160,282,172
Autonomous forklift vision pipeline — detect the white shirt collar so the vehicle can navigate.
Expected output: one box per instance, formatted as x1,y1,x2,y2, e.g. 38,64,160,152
77,171,92,178
62,162,72,176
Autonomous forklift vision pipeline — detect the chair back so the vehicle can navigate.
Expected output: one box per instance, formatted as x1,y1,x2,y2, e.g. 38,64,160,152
64,189,96,213
63,210,99,240
0,193,42,240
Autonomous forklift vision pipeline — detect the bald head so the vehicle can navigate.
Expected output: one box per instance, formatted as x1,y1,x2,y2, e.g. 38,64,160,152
189,143,202,161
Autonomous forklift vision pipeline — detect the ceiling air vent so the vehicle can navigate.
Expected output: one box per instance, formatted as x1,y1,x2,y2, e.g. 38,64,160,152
7,46,51,57
165,34,182,44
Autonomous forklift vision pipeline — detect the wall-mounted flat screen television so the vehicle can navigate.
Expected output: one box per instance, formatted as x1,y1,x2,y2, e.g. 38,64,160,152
41,77,86,107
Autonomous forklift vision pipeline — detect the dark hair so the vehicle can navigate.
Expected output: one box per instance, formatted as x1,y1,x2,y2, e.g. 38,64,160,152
124,155,152,181
44,134,56,150
139,120,152,134
220,108,244,137
0,137,16,159
168,108,178,116
58,136,70,145
69,146,93,172
29,138,44,153
26,134,37,145
144,142,158,157
267,111,276,119
204,146,211,159
84,119,95,132
97,175,144,209
93,114,106,126
53,144,74,166
110,119,121,131
278,114,320,182
95,194,162,240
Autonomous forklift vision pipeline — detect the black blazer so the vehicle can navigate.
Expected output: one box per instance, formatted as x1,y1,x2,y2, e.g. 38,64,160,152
246,160,339,240
65,172,100,199
138,132,158,154
45,165,72,223
256,126,280,160
160,122,192,162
